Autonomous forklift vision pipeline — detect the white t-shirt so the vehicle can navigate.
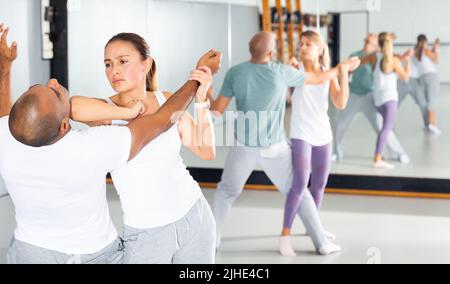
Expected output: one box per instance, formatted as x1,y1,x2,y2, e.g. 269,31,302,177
108,91,202,229
290,68,332,146
0,116,131,255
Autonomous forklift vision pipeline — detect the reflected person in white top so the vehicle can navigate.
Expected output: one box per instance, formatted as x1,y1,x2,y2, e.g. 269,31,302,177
280,31,350,257
415,34,441,135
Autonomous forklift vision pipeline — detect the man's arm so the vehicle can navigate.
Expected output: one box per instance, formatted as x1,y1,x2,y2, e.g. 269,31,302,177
126,50,222,161
206,87,231,115
0,24,18,117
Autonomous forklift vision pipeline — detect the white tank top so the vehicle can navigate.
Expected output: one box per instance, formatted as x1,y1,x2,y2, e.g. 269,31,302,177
106,92,202,229
419,51,438,75
290,65,332,146
373,52,399,107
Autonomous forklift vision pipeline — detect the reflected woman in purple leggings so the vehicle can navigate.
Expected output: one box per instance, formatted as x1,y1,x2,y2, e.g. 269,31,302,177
280,31,353,257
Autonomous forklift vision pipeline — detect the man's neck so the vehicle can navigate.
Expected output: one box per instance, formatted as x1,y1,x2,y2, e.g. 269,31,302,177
250,57,270,64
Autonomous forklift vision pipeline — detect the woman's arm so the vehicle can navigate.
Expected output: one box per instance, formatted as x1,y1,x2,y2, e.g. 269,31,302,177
330,64,350,110
70,96,144,124
394,57,410,81
425,43,440,64
305,57,360,85
179,67,216,160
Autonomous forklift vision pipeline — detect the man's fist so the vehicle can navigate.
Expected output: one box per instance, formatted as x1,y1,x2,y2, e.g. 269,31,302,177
197,49,222,75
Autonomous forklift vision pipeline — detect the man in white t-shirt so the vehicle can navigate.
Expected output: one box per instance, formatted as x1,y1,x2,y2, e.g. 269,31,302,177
0,24,222,264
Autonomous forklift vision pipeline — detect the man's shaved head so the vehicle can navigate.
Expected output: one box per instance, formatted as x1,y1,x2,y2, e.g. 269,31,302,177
249,32,276,61
9,82,71,147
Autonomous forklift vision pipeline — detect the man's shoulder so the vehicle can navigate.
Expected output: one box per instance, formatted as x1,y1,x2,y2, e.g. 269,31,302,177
78,125,130,138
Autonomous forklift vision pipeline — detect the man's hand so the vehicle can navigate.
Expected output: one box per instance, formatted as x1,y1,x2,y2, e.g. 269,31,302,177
290,57,300,70
0,24,18,68
343,56,361,72
197,49,222,75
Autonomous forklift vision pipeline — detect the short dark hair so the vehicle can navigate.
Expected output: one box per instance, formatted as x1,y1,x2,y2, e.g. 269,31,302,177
9,94,62,147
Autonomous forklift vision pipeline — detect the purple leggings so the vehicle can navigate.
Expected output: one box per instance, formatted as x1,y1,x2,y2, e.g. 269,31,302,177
375,101,398,156
283,139,331,230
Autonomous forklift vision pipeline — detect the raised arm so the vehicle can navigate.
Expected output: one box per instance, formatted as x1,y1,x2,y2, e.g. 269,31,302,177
126,49,222,161
425,38,440,64
207,88,231,116
330,63,350,110
0,24,17,118
305,57,360,85
70,96,145,124
394,57,410,81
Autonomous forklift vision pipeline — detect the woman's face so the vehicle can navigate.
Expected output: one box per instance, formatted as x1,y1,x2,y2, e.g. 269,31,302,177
104,40,150,93
299,36,321,62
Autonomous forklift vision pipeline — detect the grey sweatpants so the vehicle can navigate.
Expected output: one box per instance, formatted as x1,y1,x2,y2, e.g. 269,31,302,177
398,78,427,126
213,141,329,250
421,73,440,113
7,237,124,264
122,195,216,264
333,92,406,159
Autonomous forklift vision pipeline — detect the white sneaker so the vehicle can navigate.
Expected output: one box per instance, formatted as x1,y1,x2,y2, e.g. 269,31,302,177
428,125,441,135
374,160,395,169
279,236,297,257
318,243,342,255
398,154,410,164
324,231,337,241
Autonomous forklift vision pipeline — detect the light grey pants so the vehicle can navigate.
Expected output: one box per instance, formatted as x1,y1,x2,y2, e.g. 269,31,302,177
421,73,440,113
213,142,329,251
398,78,427,126
7,237,124,264
333,92,406,160
122,195,216,264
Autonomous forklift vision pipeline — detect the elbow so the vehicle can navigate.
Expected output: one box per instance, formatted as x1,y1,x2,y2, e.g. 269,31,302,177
69,97,81,120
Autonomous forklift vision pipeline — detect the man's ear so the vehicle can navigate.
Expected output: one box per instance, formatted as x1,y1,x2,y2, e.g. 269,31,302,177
59,117,70,134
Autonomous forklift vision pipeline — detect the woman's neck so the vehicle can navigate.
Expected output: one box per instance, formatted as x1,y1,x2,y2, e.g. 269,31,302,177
117,85,148,105
302,59,321,72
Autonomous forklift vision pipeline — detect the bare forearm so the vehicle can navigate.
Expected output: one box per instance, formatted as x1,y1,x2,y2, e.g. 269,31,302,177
70,96,133,122
0,66,12,117
337,74,349,109
305,67,338,85
194,109,215,155
127,80,199,160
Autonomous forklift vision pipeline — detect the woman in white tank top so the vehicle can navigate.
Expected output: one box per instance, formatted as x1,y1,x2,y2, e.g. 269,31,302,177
359,32,411,169
70,33,217,264
280,31,350,257
415,34,441,135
